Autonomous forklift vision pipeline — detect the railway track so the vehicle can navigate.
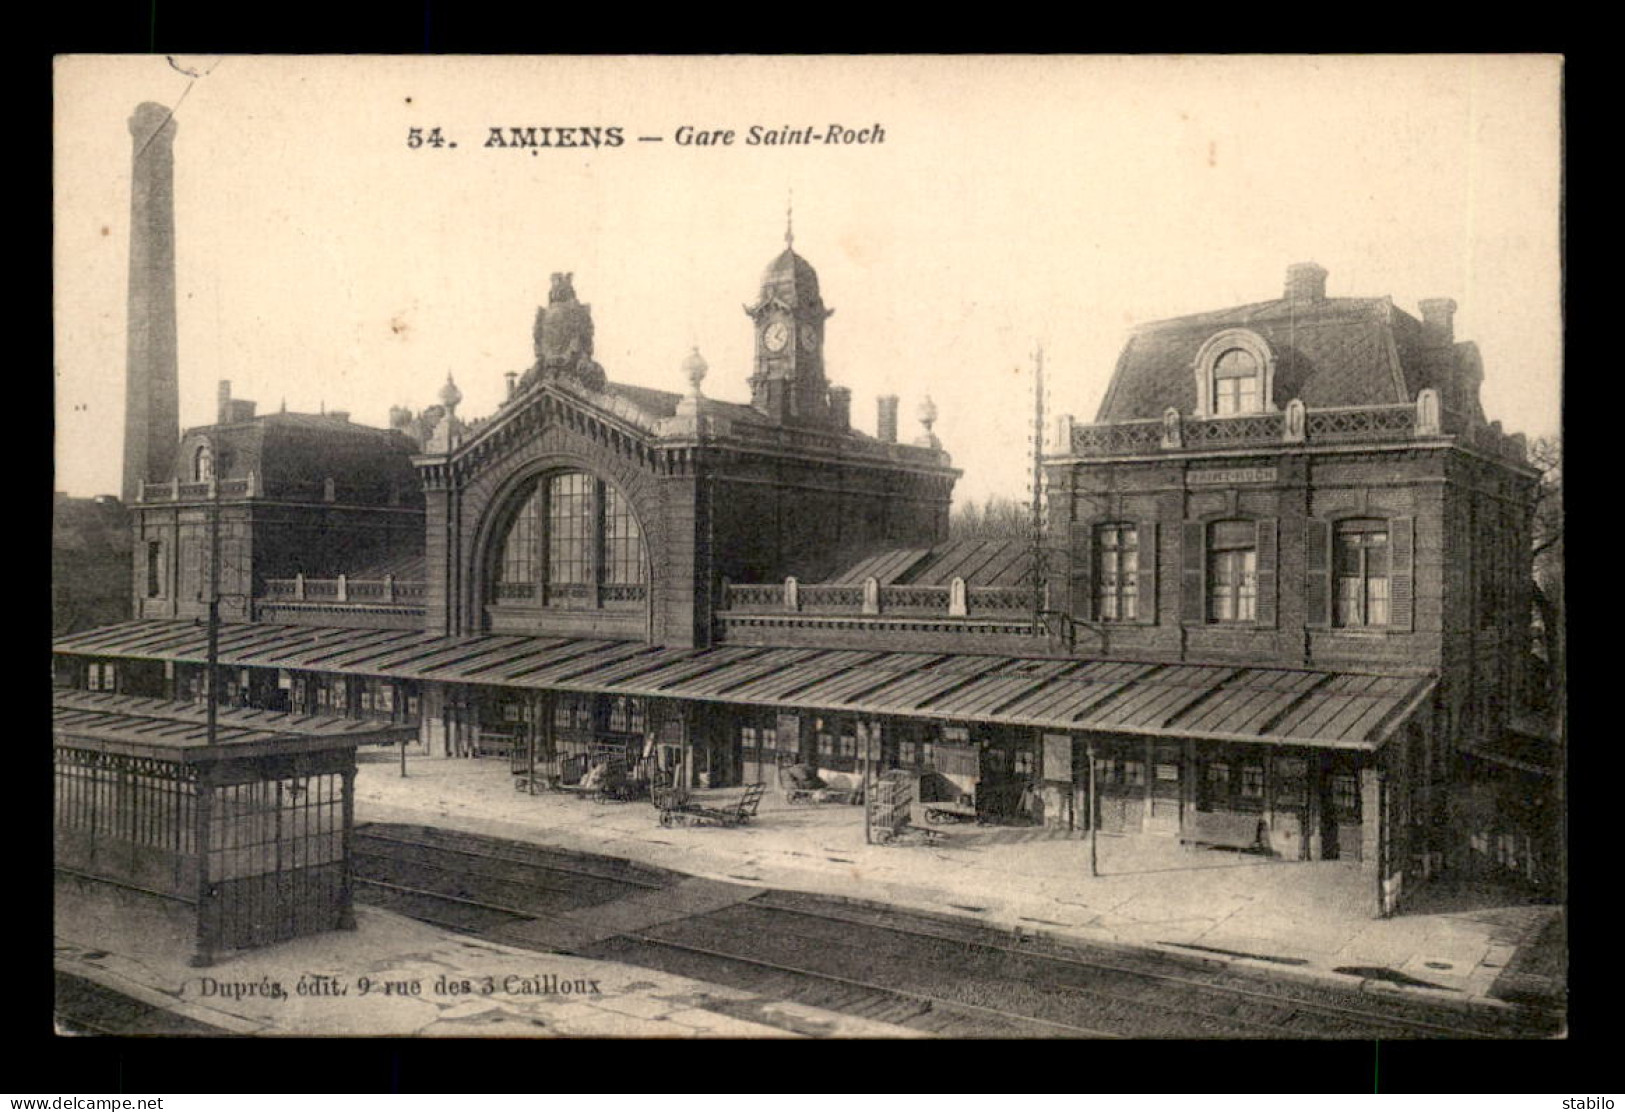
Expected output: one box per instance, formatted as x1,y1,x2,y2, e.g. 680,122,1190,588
353,823,1558,1039
54,972,231,1036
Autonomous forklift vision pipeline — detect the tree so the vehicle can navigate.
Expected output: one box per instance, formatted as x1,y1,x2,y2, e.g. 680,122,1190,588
1529,436,1563,712
949,494,1032,541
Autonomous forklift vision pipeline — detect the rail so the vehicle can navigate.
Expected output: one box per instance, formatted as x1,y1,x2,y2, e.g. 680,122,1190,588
261,575,426,604
1060,397,1494,458
724,578,1037,618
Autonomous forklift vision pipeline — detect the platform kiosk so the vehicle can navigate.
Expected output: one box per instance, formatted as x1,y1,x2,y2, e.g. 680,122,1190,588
53,690,415,967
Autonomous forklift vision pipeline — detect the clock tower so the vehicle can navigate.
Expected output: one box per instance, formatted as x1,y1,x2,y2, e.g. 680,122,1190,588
745,217,836,425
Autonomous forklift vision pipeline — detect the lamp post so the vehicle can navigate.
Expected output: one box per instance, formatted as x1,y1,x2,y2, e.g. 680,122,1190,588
1088,739,1099,878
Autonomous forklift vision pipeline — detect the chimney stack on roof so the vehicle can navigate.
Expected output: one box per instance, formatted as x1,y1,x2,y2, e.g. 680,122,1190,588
215,379,257,424
828,386,851,431
1284,262,1328,303
877,395,899,443
1419,298,1458,349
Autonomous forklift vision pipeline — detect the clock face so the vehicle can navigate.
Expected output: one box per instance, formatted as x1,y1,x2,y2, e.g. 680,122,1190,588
763,320,790,353
799,323,819,352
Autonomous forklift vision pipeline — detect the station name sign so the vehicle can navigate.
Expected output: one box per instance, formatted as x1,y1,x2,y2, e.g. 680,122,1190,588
1186,467,1278,486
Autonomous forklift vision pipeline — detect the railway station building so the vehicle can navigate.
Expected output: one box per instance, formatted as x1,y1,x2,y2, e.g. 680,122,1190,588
54,176,1552,916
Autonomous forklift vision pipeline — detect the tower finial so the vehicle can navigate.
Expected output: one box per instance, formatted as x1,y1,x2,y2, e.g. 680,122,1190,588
785,189,794,250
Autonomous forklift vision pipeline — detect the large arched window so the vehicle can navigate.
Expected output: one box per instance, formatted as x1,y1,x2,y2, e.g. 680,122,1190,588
490,471,646,608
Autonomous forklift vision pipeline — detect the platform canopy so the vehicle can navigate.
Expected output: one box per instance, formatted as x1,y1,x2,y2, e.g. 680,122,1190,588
55,620,1435,752
53,688,416,760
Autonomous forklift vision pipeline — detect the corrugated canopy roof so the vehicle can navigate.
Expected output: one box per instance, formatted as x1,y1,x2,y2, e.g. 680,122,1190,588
56,620,1434,752
52,689,414,759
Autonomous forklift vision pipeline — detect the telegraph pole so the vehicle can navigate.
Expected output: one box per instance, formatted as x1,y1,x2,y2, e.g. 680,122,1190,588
1031,346,1048,631
205,470,222,744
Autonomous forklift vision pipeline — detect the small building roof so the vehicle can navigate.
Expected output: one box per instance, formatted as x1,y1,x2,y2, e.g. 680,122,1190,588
52,688,414,761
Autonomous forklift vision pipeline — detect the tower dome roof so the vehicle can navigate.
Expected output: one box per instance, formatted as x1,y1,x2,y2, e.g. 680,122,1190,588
760,247,822,303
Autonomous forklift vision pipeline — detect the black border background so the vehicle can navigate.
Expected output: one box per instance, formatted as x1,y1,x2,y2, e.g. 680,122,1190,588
39,21,1591,1097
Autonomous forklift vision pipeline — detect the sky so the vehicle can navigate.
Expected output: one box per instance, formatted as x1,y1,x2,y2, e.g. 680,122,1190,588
54,55,1563,507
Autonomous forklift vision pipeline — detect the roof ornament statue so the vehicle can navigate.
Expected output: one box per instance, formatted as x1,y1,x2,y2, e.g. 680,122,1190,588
529,271,605,393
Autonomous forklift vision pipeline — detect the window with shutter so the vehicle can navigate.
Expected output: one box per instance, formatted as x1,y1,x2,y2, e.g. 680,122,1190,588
1255,518,1278,627
1180,521,1206,623
1070,519,1094,621
1389,516,1415,631
1136,521,1158,625
1305,518,1332,627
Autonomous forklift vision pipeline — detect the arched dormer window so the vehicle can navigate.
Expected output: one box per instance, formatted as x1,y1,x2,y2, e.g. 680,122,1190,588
192,442,214,482
489,470,647,609
1192,329,1276,417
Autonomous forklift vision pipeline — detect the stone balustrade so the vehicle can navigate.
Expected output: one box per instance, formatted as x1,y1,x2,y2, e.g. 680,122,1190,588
1057,393,1527,462
724,577,1037,619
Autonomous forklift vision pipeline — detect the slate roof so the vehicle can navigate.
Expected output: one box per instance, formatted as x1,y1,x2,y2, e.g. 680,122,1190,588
175,412,422,504
1096,294,1427,422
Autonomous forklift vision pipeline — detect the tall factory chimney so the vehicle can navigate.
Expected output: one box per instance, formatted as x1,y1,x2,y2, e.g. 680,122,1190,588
121,103,180,505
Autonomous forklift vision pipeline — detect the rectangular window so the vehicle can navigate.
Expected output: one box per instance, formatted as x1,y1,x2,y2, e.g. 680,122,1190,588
547,472,593,591
145,542,162,597
554,695,592,732
1334,520,1392,628
1208,523,1258,624
1332,773,1361,819
602,486,646,586
499,491,539,588
1239,765,1265,800
608,697,644,734
1095,524,1139,621
1122,760,1146,788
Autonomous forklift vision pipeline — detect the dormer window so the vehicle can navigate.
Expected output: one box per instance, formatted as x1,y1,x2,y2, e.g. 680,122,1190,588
1192,329,1275,417
1212,348,1261,414
192,442,214,482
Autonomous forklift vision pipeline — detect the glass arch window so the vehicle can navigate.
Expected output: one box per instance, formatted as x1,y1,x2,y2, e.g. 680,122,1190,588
192,442,214,482
1212,348,1261,415
490,471,646,608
